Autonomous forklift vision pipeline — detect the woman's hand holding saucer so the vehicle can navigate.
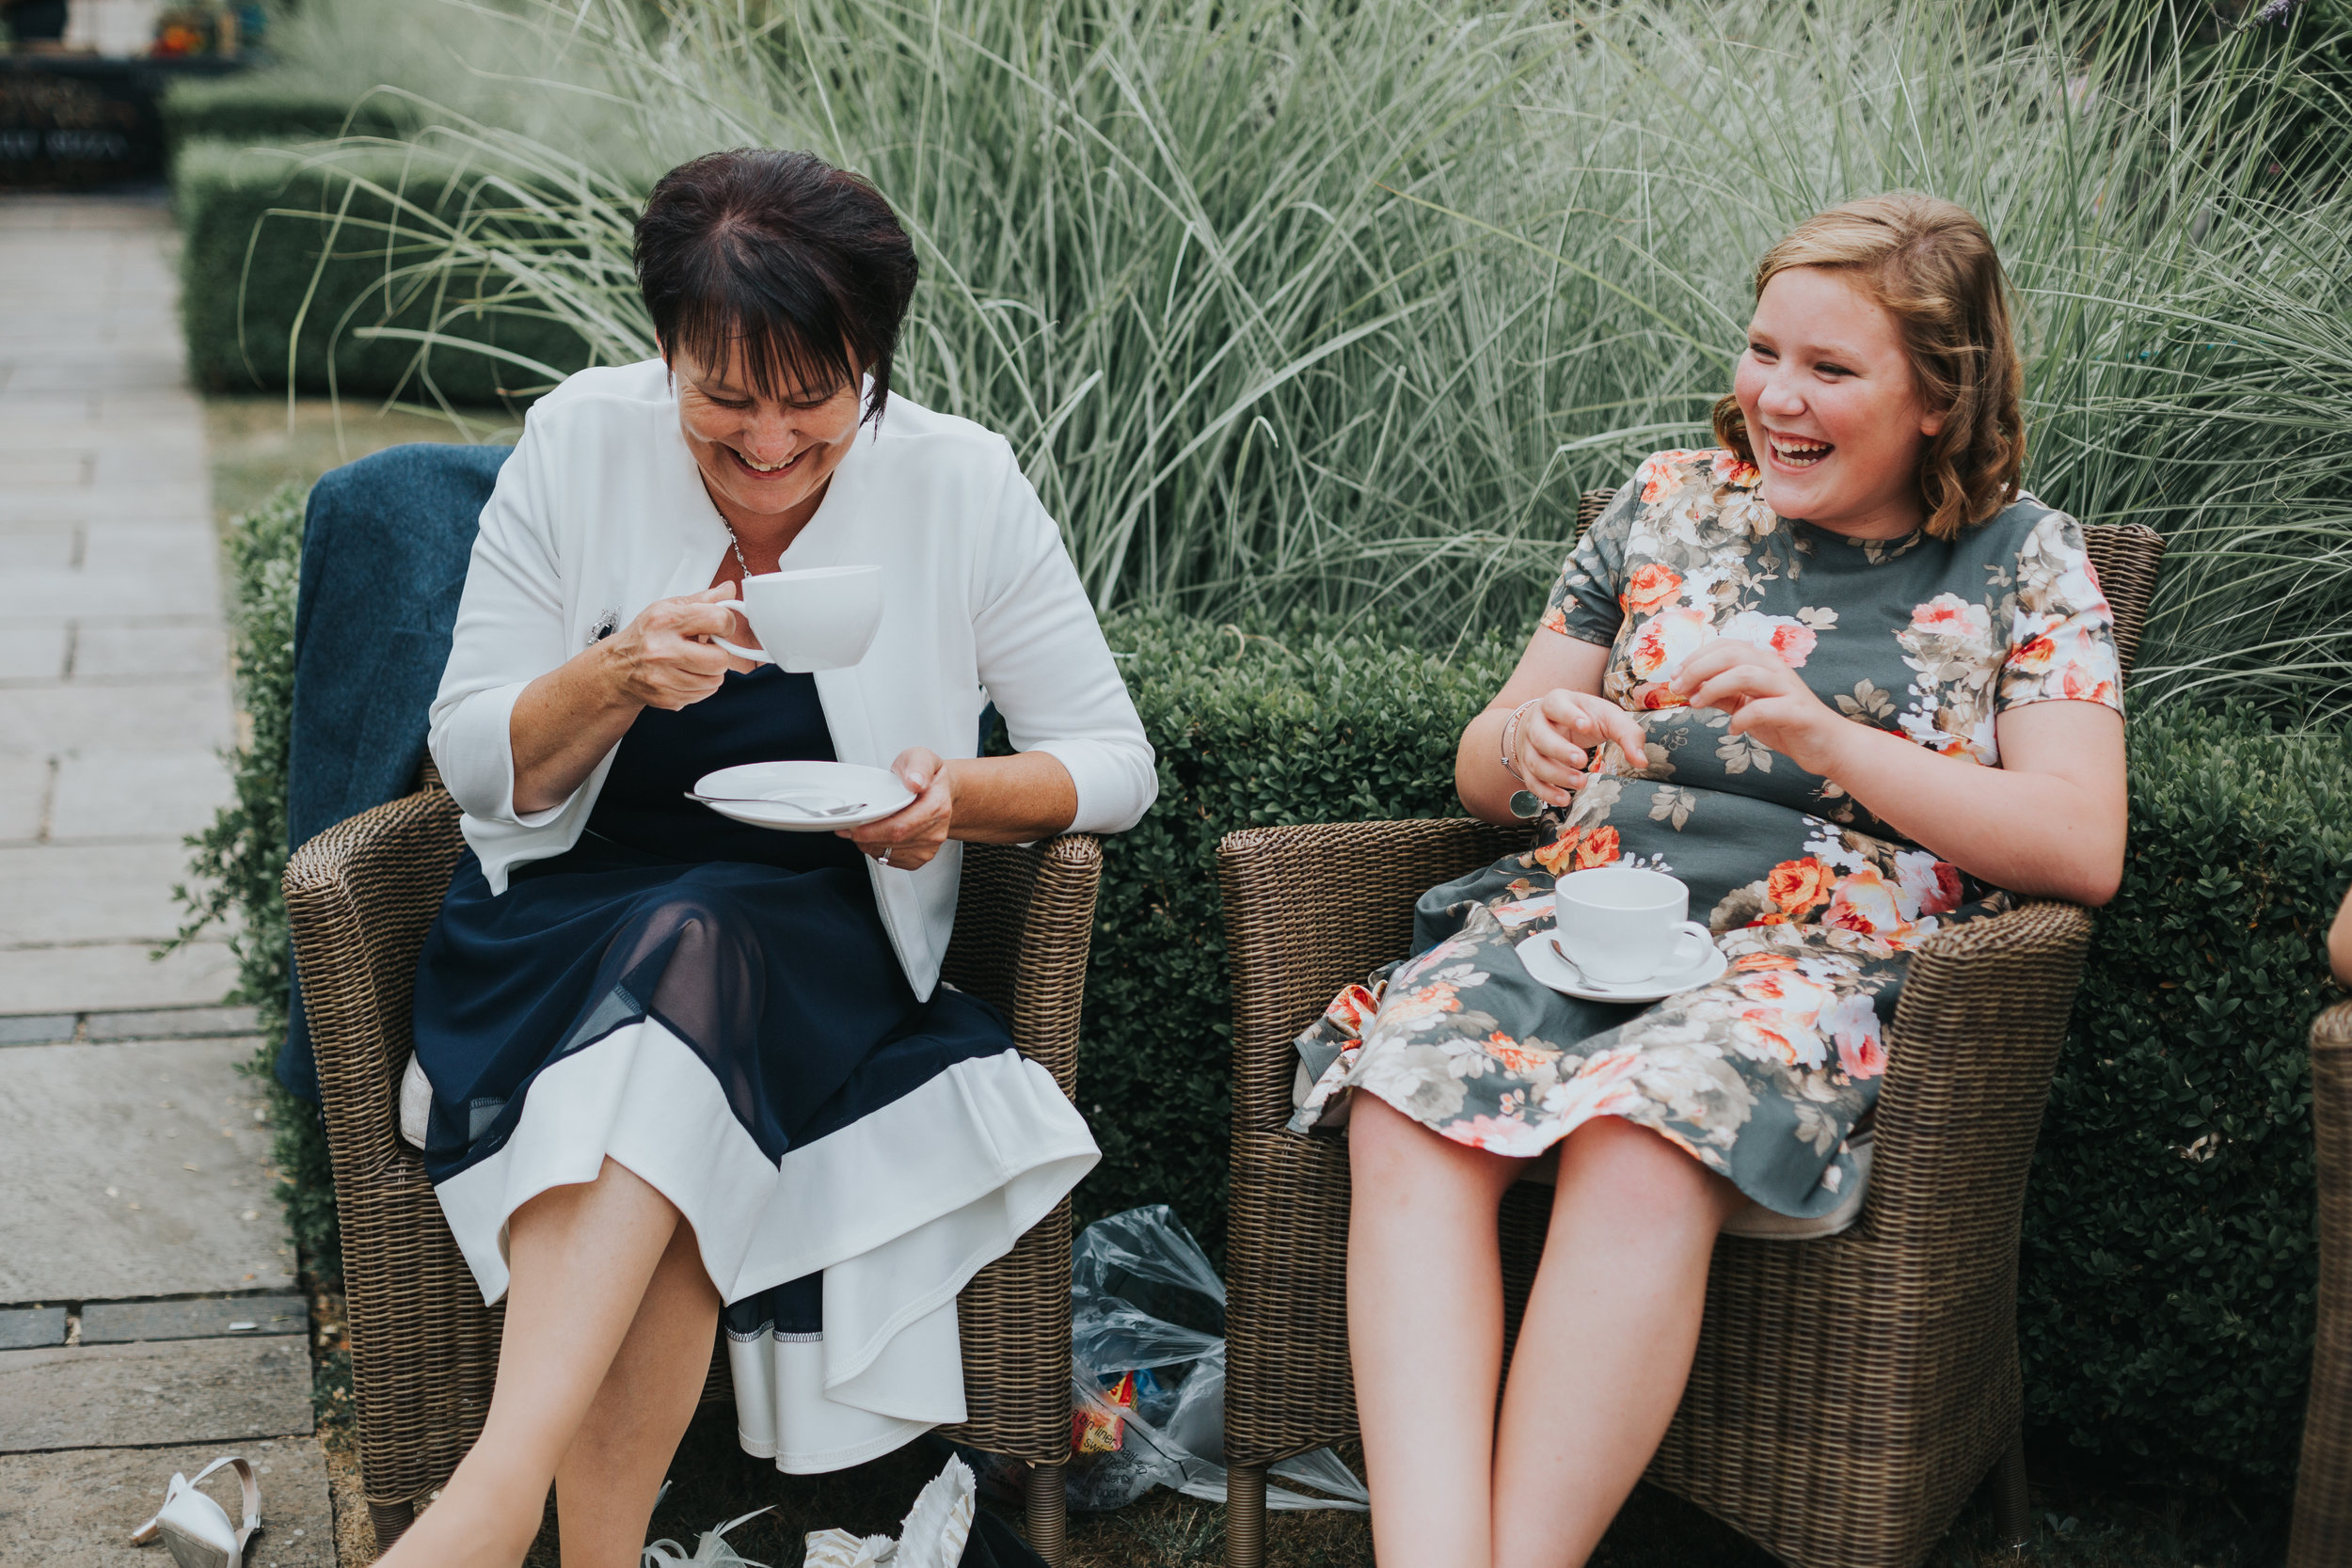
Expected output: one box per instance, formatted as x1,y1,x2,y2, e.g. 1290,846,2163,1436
1671,640,1843,773
602,584,760,710
1515,690,1650,808
843,748,954,870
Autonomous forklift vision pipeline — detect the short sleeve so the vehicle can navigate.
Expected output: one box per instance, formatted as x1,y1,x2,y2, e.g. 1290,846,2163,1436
1539,480,1641,646
1996,509,2124,714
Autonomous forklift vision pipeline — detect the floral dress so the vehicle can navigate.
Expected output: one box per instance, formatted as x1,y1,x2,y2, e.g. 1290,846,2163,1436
1290,450,2122,1220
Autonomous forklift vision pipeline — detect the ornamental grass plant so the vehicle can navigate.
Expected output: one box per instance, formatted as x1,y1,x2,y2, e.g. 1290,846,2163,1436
222,0,2352,715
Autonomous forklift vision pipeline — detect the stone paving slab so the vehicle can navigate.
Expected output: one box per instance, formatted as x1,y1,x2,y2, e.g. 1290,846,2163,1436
0,755,48,840
0,942,239,1016
82,1295,308,1345
0,1037,292,1303
74,623,230,680
0,1013,78,1046
0,625,71,681
0,563,225,617
0,1336,313,1452
0,1307,68,1350
52,750,234,842
0,684,234,760
0,843,223,945
84,1006,262,1043
0,1436,334,1568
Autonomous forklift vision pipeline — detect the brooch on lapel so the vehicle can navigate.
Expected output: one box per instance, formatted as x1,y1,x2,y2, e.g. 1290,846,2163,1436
588,608,620,644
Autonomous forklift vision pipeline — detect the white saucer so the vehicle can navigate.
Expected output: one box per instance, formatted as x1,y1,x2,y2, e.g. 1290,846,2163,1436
691,762,914,833
1514,923,1727,1003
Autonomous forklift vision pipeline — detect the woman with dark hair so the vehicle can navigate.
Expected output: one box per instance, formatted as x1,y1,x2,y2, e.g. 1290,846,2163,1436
1294,193,2126,1566
383,149,1153,1568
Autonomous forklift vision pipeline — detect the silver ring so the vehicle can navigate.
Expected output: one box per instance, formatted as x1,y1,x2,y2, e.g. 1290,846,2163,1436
880,848,893,868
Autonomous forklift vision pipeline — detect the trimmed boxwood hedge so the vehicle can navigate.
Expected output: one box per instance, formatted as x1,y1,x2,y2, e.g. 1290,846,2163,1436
159,75,405,162
182,491,2349,1497
2021,704,2351,1490
174,139,589,404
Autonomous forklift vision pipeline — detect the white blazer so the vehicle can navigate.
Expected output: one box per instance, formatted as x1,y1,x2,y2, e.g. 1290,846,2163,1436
428,359,1156,1000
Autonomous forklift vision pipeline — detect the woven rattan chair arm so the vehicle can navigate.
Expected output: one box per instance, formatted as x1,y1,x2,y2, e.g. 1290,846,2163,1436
2077,522,2165,686
1865,898,2093,1239
2291,1000,2352,1567
941,833,1101,1100
284,785,467,1166
1217,817,1534,1136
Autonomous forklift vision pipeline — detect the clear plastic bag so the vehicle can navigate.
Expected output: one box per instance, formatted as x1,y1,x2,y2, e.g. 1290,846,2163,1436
1060,1206,1368,1514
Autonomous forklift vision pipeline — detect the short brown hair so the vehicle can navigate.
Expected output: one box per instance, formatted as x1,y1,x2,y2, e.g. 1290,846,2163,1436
1712,192,2025,540
634,150,918,426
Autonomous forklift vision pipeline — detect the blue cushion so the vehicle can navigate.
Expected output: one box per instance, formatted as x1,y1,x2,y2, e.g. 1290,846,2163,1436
278,443,511,1099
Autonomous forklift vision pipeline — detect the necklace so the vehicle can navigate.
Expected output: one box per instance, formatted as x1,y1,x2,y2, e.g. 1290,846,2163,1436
721,518,752,580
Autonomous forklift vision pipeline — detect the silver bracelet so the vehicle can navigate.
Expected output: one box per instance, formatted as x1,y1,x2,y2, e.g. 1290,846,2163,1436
1500,699,1545,818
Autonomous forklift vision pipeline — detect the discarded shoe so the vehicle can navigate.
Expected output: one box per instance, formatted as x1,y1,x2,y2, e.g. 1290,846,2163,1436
804,1456,976,1568
640,1504,774,1565
131,1455,261,1568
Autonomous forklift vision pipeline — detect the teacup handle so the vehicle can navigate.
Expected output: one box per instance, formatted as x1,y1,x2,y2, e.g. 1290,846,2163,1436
1669,921,1714,966
710,603,772,666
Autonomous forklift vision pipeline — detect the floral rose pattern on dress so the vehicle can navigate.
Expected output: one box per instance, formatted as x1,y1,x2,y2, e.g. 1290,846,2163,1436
1294,451,2118,1220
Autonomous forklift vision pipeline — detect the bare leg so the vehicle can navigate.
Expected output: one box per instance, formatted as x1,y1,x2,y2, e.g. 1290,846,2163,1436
556,1212,723,1567
1490,1117,1745,1568
377,1158,690,1568
1347,1095,1522,1568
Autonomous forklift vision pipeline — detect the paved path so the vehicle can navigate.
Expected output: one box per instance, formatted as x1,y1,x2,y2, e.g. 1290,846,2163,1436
0,190,237,1013
0,192,331,1568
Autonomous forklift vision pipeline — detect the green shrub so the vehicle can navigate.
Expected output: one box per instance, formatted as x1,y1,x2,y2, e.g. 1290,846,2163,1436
173,139,590,406
2022,704,2352,1492
1070,613,1518,1249
167,485,342,1280
159,74,405,163
179,487,2348,1494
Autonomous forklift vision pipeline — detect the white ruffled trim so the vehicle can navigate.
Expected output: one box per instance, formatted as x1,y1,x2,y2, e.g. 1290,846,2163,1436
431,1020,1099,1471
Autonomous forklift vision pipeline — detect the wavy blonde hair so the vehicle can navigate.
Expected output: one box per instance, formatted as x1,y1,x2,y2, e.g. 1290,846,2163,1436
1712,192,2026,540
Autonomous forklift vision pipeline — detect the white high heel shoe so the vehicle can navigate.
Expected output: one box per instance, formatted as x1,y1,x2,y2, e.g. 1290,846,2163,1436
131,1455,262,1568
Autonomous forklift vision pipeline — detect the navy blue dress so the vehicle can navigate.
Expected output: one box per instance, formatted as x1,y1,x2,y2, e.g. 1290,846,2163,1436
409,663,1063,1468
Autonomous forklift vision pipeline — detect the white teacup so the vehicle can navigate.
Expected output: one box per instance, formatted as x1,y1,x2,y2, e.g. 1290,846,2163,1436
713,564,883,673
1552,865,1708,984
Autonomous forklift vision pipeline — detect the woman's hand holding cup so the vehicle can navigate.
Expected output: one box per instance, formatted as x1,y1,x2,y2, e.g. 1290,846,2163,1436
1513,690,1650,808
600,585,760,710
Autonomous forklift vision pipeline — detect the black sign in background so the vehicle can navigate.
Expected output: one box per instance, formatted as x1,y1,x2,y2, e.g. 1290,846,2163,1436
1,55,243,187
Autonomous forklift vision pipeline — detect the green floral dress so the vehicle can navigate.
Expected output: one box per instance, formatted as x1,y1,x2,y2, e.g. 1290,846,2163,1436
1290,449,2123,1219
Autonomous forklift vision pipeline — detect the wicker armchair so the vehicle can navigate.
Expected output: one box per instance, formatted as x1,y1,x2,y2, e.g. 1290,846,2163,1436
1216,499,2166,1568
284,779,1101,1562
2291,1000,2352,1567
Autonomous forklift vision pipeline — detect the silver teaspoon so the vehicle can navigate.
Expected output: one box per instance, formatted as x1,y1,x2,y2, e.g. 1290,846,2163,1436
684,791,865,817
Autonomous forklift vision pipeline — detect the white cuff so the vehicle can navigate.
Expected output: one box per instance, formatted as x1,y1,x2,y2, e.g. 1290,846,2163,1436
1029,737,1153,836
434,680,577,828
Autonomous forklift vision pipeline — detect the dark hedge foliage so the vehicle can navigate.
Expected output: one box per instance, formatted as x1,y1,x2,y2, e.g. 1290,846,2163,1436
2021,703,2352,1493
159,75,405,164
174,139,589,405
166,485,342,1280
181,499,2346,1491
1068,613,1518,1256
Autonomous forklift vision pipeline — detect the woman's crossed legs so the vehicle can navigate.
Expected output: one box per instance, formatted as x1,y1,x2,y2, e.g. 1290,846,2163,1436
379,1157,721,1568
1347,1098,1744,1568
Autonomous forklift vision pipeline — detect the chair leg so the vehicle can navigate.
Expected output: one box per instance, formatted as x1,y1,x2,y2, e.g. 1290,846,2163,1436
1225,1464,1267,1568
1024,1460,1067,1567
1994,1430,2030,1549
369,1497,416,1550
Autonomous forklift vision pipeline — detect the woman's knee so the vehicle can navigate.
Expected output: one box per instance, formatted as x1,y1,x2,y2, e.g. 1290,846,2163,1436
1555,1117,1736,1228
1349,1095,1516,1198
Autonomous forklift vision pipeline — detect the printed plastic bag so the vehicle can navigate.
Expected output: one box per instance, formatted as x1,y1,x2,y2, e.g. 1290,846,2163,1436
1060,1206,1368,1514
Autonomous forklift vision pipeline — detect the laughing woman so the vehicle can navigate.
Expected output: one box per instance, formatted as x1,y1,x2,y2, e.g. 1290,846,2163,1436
381,150,1153,1568
1295,194,2126,1567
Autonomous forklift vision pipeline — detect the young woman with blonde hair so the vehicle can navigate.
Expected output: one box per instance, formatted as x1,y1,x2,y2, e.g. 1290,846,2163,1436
1295,192,2127,1566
